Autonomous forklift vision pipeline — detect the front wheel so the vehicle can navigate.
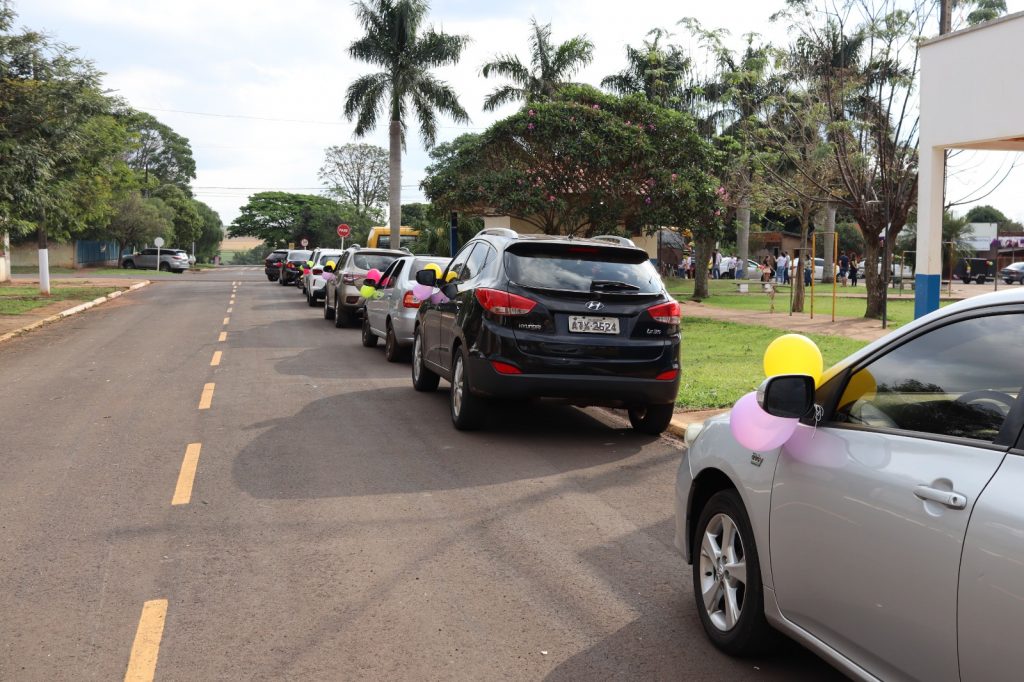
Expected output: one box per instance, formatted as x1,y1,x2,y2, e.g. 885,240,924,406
628,403,674,435
361,316,379,347
411,329,440,392
450,348,484,431
159,262,171,272
693,490,776,656
122,260,135,269
384,323,404,363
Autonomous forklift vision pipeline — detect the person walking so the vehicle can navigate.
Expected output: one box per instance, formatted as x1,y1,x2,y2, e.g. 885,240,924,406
838,250,850,286
711,250,722,279
776,251,788,284
849,253,859,287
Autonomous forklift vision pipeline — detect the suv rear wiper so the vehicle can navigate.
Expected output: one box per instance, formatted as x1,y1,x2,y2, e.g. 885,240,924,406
590,280,640,291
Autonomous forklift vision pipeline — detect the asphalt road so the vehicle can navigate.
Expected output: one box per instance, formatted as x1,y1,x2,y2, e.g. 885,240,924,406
0,267,843,681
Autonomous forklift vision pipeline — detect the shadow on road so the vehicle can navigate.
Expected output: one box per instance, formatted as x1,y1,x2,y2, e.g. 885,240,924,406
232,387,655,499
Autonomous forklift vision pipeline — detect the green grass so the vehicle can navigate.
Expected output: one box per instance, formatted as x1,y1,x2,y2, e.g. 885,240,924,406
0,285,121,315
12,265,179,277
678,317,868,409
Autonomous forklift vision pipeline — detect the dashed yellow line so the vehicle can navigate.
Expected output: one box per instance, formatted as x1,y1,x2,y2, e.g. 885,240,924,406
222,317,230,326
198,383,215,410
172,443,202,506
226,307,233,313
124,599,168,682
218,332,227,342
210,351,222,367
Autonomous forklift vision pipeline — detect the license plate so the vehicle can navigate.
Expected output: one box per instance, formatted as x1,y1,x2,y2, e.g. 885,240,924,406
568,316,619,334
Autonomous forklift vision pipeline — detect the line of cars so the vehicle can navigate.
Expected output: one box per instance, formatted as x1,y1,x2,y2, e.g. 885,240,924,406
268,229,683,434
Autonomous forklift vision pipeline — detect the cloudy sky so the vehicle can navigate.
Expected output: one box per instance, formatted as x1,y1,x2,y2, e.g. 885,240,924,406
17,0,1024,227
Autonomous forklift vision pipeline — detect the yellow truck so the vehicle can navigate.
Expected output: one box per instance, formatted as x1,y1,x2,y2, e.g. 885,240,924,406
367,226,419,250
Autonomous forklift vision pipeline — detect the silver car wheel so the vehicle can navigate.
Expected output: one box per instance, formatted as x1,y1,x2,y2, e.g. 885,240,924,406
452,354,464,417
413,334,423,382
699,512,747,632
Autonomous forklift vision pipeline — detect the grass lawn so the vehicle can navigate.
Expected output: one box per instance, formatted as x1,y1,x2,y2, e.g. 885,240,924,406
12,265,179,277
665,279,945,329
0,284,121,315
678,317,868,409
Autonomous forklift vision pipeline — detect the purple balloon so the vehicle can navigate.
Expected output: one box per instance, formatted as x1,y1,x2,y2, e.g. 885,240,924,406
430,290,448,304
412,283,433,301
729,391,798,451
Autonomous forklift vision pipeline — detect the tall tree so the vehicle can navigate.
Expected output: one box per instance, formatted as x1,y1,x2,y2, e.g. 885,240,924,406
122,110,197,193
229,192,373,248
193,201,224,262
601,29,694,110
106,193,173,267
317,143,388,220
344,0,470,258
480,18,594,111
152,184,202,247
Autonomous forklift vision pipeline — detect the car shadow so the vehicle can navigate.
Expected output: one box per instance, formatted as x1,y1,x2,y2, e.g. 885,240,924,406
544,519,845,681
232,387,654,499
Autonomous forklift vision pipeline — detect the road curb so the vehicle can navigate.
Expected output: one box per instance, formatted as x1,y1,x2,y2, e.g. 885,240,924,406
0,280,150,345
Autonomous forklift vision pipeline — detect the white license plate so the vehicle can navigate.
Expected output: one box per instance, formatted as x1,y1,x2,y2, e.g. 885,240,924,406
568,316,620,334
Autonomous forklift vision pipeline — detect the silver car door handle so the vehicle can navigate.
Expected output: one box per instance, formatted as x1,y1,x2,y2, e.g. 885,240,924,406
914,485,968,510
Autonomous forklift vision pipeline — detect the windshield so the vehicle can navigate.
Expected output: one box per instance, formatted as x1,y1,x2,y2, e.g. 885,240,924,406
505,249,662,293
352,253,399,271
376,235,417,249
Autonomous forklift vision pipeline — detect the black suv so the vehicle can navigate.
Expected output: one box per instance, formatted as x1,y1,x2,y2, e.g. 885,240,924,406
410,230,681,433
264,249,288,281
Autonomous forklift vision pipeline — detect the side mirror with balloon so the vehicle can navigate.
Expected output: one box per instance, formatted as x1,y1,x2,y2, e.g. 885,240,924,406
757,375,815,419
415,269,438,286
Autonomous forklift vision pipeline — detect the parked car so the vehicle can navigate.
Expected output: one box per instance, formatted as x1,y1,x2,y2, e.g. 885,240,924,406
361,255,451,361
302,248,346,305
856,258,914,282
1000,261,1024,284
278,249,311,286
410,229,681,433
122,248,190,273
676,287,1024,680
324,246,406,327
954,257,994,284
264,249,288,281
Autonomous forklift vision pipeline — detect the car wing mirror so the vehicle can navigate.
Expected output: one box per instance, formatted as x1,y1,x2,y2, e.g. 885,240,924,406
757,375,815,419
415,269,437,286
441,282,458,300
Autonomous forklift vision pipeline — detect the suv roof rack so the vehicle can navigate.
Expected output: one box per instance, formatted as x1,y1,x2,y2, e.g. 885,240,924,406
478,228,519,239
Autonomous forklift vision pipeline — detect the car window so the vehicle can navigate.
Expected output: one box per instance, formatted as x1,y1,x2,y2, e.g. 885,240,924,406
379,260,403,289
505,246,662,293
445,244,477,283
460,244,493,283
351,253,399,272
833,313,1023,442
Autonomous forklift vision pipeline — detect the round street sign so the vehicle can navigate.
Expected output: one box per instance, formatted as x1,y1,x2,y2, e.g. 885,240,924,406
153,237,165,247
337,223,351,238
300,238,309,247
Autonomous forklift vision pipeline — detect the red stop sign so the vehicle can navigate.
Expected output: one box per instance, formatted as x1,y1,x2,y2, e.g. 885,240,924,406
337,223,351,238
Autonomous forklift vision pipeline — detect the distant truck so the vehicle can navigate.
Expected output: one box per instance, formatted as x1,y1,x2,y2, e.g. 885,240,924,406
366,226,419,250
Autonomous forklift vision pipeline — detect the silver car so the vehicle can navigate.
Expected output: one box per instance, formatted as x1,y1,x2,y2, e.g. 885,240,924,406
361,255,450,361
676,287,1024,681
323,246,406,328
122,248,190,273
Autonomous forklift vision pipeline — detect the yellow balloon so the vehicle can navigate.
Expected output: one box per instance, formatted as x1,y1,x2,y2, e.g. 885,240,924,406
445,270,458,283
763,334,823,382
425,263,443,277
838,368,877,409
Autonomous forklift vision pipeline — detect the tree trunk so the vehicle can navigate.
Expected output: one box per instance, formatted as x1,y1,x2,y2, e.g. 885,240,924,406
389,119,402,250
691,236,715,301
792,207,811,313
117,239,127,268
821,203,836,284
736,195,750,280
863,231,884,319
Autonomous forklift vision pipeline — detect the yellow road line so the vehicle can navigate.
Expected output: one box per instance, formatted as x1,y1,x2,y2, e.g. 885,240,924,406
210,351,222,366
222,317,230,326
226,307,233,313
198,383,215,410
172,443,202,505
218,332,227,342
124,599,168,682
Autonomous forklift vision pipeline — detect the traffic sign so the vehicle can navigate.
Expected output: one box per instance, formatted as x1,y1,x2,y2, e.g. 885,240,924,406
154,237,165,247
337,223,351,238
300,238,309,247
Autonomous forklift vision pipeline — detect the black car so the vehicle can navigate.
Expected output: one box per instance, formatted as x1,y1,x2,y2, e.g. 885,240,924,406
1000,262,1024,284
279,249,311,286
954,257,994,284
410,229,681,433
264,249,288,281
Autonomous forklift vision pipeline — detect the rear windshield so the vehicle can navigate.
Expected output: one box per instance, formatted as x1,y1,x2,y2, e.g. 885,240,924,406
506,247,662,294
287,250,311,260
353,253,399,271
317,252,341,265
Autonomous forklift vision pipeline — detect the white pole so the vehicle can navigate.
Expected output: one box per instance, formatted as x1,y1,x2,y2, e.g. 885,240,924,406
38,248,50,295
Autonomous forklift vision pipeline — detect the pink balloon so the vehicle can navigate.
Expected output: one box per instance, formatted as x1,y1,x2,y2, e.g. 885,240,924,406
430,290,449,304
412,283,433,301
729,391,798,451
365,268,382,282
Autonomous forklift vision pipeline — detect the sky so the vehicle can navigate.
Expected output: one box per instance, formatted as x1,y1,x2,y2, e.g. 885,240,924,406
16,0,1024,228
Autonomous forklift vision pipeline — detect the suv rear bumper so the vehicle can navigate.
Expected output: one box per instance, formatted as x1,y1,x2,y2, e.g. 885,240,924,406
466,354,678,406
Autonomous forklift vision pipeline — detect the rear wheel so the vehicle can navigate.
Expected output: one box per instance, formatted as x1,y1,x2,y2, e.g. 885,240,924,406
693,490,776,656
159,262,170,272
323,293,335,320
384,322,404,363
361,316,379,347
122,260,135,269
628,404,674,435
411,329,440,392
307,290,317,307
450,348,484,431
336,305,353,328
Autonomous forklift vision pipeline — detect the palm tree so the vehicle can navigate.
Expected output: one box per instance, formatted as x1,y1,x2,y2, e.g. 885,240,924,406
480,18,594,111
601,29,695,110
344,0,470,251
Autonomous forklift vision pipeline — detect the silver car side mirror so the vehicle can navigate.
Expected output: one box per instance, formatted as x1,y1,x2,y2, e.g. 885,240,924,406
757,375,816,419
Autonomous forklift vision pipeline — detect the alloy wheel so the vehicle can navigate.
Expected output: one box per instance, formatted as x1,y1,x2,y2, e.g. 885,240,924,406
413,334,423,382
452,354,464,418
698,512,748,632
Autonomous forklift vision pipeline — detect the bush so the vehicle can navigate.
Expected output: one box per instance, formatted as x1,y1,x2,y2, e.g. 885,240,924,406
229,245,268,265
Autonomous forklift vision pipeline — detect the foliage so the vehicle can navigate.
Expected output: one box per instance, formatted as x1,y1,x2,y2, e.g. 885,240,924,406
318,143,388,219
151,184,202,247
193,202,224,262
601,29,694,110
104,192,173,265
963,204,1008,225
229,192,374,249
402,202,483,256
229,245,268,265
122,109,196,193
480,18,594,111
423,87,723,241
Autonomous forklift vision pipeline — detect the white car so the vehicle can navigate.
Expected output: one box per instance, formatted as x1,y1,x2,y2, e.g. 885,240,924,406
302,248,346,306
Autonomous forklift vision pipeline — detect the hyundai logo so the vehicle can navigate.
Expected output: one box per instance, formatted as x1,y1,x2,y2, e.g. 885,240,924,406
586,301,604,311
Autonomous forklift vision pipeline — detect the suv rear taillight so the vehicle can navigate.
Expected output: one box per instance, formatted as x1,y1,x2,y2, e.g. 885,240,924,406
286,262,296,269
647,300,680,325
342,273,359,285
312,268,323,275
475,288,537,316
403,291,420,308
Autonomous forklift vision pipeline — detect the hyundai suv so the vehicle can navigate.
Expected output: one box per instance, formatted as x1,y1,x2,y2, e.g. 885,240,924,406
324,246,406,327
410,229,681,432
264,249,288,281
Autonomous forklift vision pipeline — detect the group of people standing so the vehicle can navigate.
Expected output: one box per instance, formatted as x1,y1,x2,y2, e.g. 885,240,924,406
673,249,862,286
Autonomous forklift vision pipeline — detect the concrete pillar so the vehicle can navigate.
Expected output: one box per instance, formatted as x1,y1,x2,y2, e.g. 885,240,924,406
915,145,944,318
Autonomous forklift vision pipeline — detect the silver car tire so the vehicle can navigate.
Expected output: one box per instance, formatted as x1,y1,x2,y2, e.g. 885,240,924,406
692,489,776,656
384,322,404,363
361,316,378,348
323,293,335,320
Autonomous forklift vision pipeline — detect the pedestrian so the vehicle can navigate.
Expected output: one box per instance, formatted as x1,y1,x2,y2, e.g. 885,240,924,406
776,251,788,284
839,250,849,286
849,254,859,287
712,250,722,279
760,255,771,282
804,258,812,286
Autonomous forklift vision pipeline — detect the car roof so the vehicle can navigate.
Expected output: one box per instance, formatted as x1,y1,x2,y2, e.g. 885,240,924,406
287,249,311,258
